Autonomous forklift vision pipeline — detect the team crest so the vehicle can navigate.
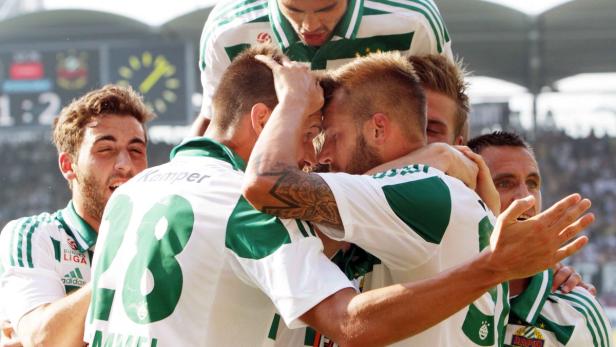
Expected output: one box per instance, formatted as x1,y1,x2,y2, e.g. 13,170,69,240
510,326,545,347
67,238,78,250
56,50,89,90
257,32,272,44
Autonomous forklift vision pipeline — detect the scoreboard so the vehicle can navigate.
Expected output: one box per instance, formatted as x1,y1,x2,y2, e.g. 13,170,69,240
0,41,194,128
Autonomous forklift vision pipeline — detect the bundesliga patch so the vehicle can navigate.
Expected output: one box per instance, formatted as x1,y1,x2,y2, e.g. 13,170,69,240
510,326,545,347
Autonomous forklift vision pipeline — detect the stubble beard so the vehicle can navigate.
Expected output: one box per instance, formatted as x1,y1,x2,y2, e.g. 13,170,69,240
344,134,383,175
75,168,108,224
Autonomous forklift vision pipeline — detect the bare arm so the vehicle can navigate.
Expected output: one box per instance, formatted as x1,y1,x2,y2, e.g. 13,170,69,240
303,194,593,346
241,55,343,227
365,142,479,189
16,284,90,347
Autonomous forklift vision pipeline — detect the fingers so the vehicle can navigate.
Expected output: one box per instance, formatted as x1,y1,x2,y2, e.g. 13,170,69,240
557,212,594,245
534,193,581,227
581,282,597,296
560,271,582,293
255,54,280,70
551,198,592,234
553,236,588,264
498,195,535,225
552,264,574,291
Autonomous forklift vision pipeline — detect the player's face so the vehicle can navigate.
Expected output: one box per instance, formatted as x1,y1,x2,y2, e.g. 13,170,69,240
426,89,460,145
319,91,382,174
278,0,347,46
480,146,542,218
299,111,323,170
72,114,147,222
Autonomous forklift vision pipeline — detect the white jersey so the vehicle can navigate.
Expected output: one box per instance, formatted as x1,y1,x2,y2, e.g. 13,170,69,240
84,137,353,347
199,0,452,117
506,270,614,347
316,164,509,347
0,202,95,326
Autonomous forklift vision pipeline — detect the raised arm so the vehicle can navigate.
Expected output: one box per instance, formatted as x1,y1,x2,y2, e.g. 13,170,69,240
241,55,344,229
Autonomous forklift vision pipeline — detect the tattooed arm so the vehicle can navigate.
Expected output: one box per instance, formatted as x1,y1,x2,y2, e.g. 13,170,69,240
244,155,343,229
241,54,344,228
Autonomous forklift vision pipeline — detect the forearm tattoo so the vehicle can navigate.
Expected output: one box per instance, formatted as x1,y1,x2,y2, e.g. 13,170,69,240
257,161,342,229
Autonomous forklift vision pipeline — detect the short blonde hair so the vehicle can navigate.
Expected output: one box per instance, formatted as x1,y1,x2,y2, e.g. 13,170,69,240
323,51,426,141
408,55,469,139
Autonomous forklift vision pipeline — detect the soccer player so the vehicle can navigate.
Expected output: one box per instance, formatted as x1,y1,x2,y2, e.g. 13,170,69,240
192,0,453,136
0,85,153,347
86,46,591,347
242,51,595,346
468,131,614,347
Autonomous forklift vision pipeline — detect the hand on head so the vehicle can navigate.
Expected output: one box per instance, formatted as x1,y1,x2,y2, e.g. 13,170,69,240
255,54,324,119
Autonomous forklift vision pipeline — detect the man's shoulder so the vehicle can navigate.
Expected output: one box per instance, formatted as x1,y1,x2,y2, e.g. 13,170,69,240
1,211,60,240
203,0,271,39
0,210,61,266
364,0,441,15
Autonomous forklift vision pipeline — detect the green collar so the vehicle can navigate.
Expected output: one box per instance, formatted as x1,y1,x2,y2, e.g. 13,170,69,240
57,201,97,252
510,269,553,325
268,0,364,49
170,137,246,171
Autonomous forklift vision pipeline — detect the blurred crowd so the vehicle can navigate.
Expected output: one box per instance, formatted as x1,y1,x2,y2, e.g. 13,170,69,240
533,129,616,307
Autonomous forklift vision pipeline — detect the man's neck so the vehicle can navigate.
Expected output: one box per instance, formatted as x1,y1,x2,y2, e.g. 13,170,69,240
509,277,532,297
204,126,253,165
71,197,100,233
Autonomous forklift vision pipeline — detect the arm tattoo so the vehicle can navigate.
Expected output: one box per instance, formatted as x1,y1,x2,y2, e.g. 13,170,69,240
258,161,343,229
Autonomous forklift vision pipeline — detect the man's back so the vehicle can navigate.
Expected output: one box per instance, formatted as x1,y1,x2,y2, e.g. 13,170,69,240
85,138,352,346
318,164,509,346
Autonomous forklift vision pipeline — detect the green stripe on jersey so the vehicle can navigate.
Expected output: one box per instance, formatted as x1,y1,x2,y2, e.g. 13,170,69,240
51,238,61,262
534,314,576,345
25,217,40,268
210,0,264,25
370,0,446,52
564,290,610,347
295,220,309,237
288,32,413,70
200,2,268,69
225,43,251,62
268,314,281,340
381,176,451,244
226,196,291,259
554,292,608,347
497,283,511,347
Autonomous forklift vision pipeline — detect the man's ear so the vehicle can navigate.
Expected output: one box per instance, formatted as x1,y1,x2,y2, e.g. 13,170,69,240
250,103,272,136
454,135,465,145
59,152,76,181
369,112,389,145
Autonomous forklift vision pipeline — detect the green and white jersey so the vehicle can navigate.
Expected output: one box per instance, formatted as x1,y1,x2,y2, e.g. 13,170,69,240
316,165,509,347
506,270,614,347
84,137,353,347
199,0,452,117
0,201,96,326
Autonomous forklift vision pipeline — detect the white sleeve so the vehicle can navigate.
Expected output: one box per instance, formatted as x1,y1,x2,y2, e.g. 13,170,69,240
225,210,353,329
0,221,64,326
403,0,454,61
316,172,450,272
198,20,233,119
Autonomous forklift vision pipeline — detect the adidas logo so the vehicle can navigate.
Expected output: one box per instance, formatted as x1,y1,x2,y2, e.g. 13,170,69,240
62,267,86,286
